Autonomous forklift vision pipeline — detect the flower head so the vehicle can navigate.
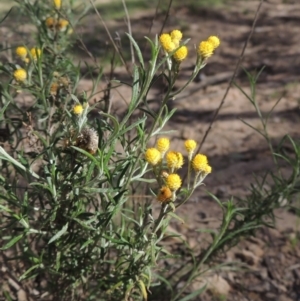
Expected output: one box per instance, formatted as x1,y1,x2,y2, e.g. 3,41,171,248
202,164,212,174
170,29,183,42
173,45,188,62
14,69,27,82
30,48,41,60
145,148,161,166
76,127,99,155
73,104,83,115
159,33,176,53
50,82,59,96
207,36,220,49
192,154,209,172
198,41,214,59
156,138,170,156
166,151,184,171
53,0,61,9
157,186,172,203
166,174,182,191
16,46,27,59
45,17,56,30
57,19,69,31
185,139,197,159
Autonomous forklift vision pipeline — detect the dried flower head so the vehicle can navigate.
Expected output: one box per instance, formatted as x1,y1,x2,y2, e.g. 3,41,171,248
159,33,176,53
157,186,172,203
57,19,69,31
58,76,70,88
170,29,183,42
145,148,161,166
50,82,59,96
45,17,56,30
207,36,220,49
73,104,83,115
53,0,61,9
192,154,209,172
76,128,99,155
16,46,27,59
14,69,27,82
30,48,41,60
173,45,188,62
166,151,184,171
198,41,214,59
166,174,182,191
161,170,169,179
156,138,170,156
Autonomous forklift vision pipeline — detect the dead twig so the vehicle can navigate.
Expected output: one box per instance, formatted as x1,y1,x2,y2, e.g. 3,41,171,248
198,0,265,152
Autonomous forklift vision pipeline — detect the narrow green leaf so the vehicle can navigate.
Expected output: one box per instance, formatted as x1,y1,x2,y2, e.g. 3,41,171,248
0,100,10,119
19,264,40,281
129,65,140,110
48,223,68,244
1,234,23,250
126,33,144,68
178,284,207,301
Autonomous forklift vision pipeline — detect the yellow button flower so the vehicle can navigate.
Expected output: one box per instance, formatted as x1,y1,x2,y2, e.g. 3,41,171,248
157,186,172,203
202,164,212,174
192,154,208,172
170,29,183,42
145,148,161,166
184,139,197,154
53,0,61,9
30,48,41,60
15,46,27,59
156,138,170,155
198,41,214,59
57,19,69,32
73,104,83,115
159,33,176,53
14,69,27,82
166,174,182,191
207,36,220,49
173,45,188,62
166,151,184,171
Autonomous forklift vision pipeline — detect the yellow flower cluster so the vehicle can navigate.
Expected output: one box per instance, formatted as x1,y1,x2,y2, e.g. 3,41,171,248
73,104,83,115
184,139,197,159
145,138,212,204
191,154,212,174
13,69,27,82
30,48,41,60
16,47,27,59
53,0,61,10
198,35,220,59
145,148,161,166
15,46,41,63
166,174,182,191
166,151,183,171
156,137,170,157
159,29,188,62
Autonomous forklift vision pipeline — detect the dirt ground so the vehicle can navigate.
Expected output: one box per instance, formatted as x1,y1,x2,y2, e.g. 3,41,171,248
84,0,300,300
1,0,300,300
